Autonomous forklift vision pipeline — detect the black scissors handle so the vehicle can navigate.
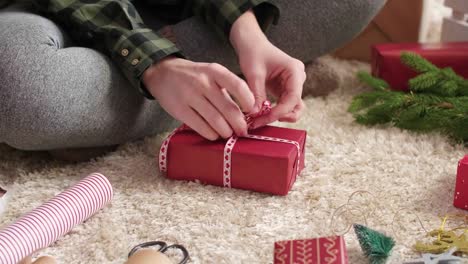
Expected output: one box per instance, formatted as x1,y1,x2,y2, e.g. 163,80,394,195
128,241,167,258
161,244,189,264
128,241,189,264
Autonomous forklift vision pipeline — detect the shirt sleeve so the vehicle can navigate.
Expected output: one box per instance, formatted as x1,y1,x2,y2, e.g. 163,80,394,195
190,0,280,39
32,0,182,99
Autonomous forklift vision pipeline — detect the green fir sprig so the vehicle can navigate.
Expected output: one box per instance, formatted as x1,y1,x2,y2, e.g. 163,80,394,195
349,52,468,142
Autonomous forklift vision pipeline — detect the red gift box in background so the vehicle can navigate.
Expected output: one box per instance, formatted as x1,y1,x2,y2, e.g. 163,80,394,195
274,236,348,264
454,155,468,210
162,126,306,196
371,42,468,91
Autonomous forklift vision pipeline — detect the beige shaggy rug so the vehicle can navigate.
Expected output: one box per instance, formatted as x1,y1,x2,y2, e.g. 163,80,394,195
1,55,467,263
1,2,468,263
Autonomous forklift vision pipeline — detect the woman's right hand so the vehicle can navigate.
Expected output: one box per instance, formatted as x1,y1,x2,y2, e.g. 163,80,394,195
143,57,255,140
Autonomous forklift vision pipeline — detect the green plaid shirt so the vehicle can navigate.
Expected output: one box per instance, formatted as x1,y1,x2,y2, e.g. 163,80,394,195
0,0,279,99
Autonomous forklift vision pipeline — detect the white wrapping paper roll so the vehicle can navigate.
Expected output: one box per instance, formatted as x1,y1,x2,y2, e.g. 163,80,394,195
0,173,113,264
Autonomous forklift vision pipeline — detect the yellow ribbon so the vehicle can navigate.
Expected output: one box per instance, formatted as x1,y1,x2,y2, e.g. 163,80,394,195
414,214,468,254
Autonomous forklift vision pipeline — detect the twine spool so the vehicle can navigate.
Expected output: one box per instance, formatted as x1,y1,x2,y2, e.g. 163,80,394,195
32,256,57,264
16,256,57,264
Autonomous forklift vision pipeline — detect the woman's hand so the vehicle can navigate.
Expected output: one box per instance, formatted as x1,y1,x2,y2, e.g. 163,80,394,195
143,57,255,140
230,10,306,129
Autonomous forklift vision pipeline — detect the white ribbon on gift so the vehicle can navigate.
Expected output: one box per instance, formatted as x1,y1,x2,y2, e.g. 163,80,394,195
159,102,302,188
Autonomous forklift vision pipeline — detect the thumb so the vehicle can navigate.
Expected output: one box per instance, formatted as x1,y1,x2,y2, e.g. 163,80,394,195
246,73,267,113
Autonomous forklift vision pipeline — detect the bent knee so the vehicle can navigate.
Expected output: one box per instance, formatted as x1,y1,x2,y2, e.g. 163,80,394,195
337,0,387,36
0,84,55,150
0,10,68,49
268,0,387,61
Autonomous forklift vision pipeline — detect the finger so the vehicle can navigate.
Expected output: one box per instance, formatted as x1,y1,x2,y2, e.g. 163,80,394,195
190,96,233,139
180,108,219,141
278,100,306,122
207,63,255,113
278,109,302,123
252,71,304,127
205,88,248,136
245,71,267,113
252,92,301,128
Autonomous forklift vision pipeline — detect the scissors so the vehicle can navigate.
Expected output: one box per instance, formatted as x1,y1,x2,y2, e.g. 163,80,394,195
128,241,189,264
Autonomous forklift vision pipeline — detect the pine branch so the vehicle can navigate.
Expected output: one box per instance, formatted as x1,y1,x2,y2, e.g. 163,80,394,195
408,72,440,92
401,52,468,96
357,71,390,91
401,52,438,73
349,91,390,114
351,51,468,143
439,80,459,97
349,91,468,141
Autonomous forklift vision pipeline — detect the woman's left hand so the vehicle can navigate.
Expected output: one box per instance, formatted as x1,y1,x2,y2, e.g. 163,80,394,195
230,10,306,129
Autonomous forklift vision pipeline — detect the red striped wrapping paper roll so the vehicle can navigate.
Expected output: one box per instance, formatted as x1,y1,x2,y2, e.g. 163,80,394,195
0,173,113,264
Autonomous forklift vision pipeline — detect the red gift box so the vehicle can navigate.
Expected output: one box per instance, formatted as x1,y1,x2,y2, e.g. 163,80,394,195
274,236,348,264
454,155,468,210
371,42,468,91
161,125,306,196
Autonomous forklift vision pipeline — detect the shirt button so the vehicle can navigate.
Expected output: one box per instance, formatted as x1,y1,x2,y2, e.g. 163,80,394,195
131,58,140,66
121,49,129,57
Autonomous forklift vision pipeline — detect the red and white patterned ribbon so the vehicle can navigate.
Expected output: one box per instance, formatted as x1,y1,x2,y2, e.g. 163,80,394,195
0,173,113,264
159,101,302,188
159,125,189,173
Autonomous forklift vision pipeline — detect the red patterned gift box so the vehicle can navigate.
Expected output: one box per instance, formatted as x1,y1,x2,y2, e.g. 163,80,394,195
159,125,306,196
274,236,348,264
371,42,468,91
454,155,468,210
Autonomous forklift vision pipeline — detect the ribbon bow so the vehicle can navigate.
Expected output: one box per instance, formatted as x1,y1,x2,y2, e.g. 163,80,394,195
245,101,272,128
159,101,301,188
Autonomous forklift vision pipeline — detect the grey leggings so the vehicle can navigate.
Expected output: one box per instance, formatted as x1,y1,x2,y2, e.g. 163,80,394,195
0,0,385,151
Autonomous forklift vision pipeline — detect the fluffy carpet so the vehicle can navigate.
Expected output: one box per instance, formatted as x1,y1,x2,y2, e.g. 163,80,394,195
1,55,467,263
2,2,468,262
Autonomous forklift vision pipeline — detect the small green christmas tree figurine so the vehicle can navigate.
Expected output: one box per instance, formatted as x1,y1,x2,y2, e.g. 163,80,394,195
349,52,468,143
353,224,395,264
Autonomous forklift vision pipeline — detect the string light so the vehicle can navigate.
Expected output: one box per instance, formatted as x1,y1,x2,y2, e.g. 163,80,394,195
328,190,468,255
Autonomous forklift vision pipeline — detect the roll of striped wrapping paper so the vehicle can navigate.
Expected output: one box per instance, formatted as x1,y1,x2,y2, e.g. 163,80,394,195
0,173,113,264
